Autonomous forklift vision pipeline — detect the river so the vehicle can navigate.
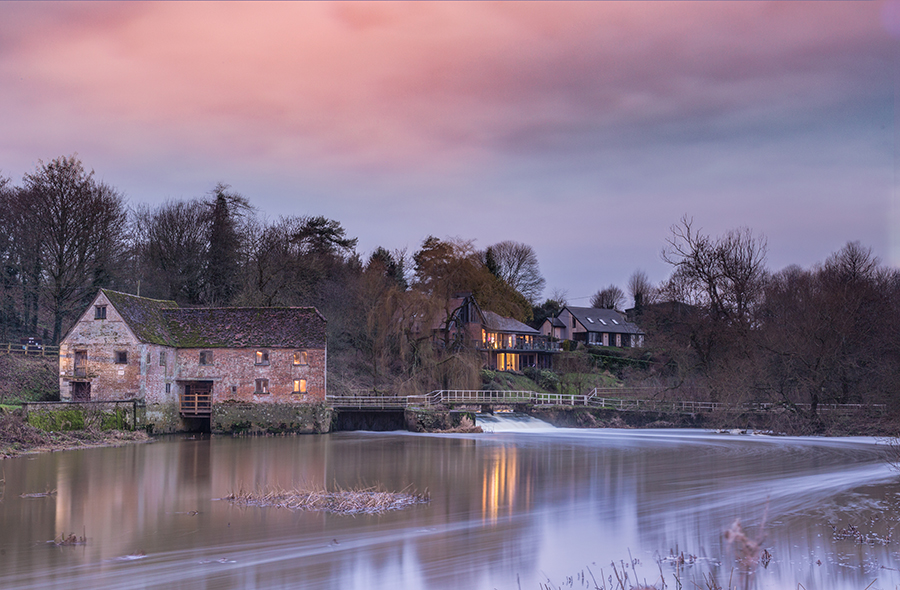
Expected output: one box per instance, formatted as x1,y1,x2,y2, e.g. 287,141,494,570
1,420,898,589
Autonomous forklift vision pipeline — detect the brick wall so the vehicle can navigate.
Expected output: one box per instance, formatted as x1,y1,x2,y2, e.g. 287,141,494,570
176,347,326,404
60,292,327,411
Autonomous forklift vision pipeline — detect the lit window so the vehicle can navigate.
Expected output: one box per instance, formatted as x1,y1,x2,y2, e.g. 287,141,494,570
199,351,213,366
115,351,128,364
95,305,107,320
255,379,269,394
293,379,307,394
293,350,308,366
256,350,269,365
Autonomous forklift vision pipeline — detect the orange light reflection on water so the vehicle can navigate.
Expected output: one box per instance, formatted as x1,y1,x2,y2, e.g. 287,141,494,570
482,445,520,524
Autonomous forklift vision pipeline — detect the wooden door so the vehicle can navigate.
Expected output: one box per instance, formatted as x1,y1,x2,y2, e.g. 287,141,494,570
72,381,90,401
74,350,87,377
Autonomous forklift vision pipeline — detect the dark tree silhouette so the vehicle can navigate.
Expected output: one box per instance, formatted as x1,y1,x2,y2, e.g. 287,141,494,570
20,155,127,343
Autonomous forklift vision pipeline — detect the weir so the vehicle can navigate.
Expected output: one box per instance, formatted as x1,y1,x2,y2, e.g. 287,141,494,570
476,413,556,433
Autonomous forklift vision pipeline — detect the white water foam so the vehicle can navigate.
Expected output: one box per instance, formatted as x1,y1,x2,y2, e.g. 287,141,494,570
476,413,556,432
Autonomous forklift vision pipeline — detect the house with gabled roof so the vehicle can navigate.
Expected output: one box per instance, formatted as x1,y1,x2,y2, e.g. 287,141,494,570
540,306,644,348
58,289,328,433
436,294,557,371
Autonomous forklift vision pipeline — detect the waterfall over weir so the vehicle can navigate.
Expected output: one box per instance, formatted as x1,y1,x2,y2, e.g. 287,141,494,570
475,412,556,432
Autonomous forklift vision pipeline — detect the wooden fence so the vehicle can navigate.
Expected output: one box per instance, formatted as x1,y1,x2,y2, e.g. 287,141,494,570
0,342,59,357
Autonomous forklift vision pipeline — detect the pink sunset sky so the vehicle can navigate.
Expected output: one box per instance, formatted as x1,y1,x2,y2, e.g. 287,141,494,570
1,1,897,302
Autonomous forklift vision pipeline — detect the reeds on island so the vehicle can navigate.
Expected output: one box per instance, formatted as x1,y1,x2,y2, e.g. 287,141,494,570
222,486,430,515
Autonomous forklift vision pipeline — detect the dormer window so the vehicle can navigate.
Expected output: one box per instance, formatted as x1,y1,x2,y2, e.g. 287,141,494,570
94,305,107,320
256,350,269,366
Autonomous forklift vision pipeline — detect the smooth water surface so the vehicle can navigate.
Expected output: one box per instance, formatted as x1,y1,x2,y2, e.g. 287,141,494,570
1,425,899,589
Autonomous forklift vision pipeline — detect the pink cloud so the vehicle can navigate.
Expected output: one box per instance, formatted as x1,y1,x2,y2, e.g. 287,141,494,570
1,2,890,177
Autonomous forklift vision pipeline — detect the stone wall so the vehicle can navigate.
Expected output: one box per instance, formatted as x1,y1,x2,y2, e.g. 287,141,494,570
210,401,332,434
176,347,326,404
24,400,141,431
403,409,475,432
59,292,145,401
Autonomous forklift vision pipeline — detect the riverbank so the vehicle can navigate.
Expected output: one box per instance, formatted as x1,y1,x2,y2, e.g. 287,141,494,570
2,403,894,460
0,412,150,459
531,405,900,436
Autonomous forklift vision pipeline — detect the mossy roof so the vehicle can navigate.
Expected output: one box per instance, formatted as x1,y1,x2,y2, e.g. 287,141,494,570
101,290,327,349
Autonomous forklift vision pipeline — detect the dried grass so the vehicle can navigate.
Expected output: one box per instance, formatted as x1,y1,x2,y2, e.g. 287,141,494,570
222,485,430,515
0,412,150,459
51,532,86,546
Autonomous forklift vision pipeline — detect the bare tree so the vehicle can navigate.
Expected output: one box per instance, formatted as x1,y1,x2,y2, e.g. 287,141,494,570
661,215,767,328
0,175,22,340
627,269,655,308
482,240,546,303
21,155,127,343
656,216,768,401
132,199,208,303
590,284,625,310
757,243,895,417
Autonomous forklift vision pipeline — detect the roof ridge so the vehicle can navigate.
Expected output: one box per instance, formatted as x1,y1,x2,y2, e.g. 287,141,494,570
101,288,178,307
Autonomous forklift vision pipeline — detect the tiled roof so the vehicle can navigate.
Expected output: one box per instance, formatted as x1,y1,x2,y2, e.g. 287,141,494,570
164,307,326,349
102,290,179,345
565,306,644,335
101,290,326,349
482,311,540,335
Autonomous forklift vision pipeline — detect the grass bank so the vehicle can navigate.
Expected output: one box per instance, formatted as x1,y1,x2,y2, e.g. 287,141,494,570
0,411,150,459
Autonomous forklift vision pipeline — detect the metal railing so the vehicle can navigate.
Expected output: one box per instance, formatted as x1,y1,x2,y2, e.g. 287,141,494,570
325,395,409,410
326,389,887,415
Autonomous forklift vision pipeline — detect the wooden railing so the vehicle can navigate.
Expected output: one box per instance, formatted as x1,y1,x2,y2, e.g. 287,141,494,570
180,391,211,415
0,342,59,357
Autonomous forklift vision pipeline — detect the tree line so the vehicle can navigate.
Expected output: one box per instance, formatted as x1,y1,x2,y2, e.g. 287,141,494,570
633,215,900,426
3,156,896,417
0,156,546,394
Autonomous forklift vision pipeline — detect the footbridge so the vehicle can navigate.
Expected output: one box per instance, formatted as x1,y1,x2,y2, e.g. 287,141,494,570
325,389,886,415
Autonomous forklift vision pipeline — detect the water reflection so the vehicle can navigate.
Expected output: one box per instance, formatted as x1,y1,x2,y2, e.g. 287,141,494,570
0,430,898,590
